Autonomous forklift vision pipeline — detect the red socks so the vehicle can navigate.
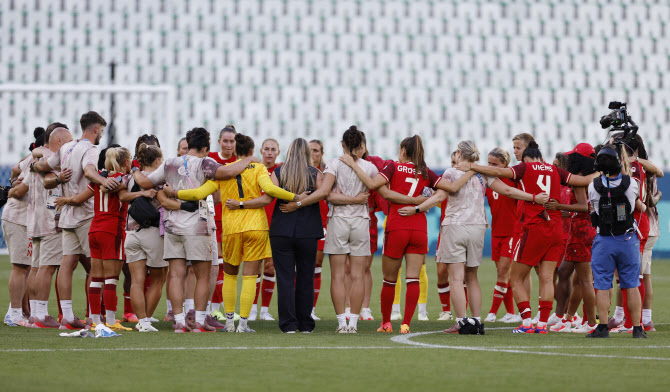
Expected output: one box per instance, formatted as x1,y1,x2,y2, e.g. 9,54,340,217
437,283,451,312
380,280,396,324
253,274,261,305
103,275,119,314
261,274,275,307
518,301,532,320
89,277,104,317
622,289,632,329
539,300,553,323
503,285,515,314
402,279,420,326
211,265,224,304
488,281,507,315
123,293,132,314
313,267,322,307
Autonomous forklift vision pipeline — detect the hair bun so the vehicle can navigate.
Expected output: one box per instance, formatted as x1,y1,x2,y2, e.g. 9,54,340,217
528,141,539,149
33,127,46,139
348,125,358,132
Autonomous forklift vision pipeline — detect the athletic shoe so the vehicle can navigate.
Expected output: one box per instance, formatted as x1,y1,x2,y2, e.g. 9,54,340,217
164,311,175,322
259,311,275,321
34,315,61,329
572,323,596,334
418,312,429,321
135,323,159,332
347,326,358,334
643,321,656,332
610,326,630,333
535,325,548,334
311,310,320,321
359,308,374,321
547,313,562,326
148,317,160,323
185,319,196,330
60,317,87,330
390,310,402,321
186,309,195,322
632,326,648,338
400,324,410,334
336,325,349,333
512,324,536,334
16,316,30,327
205,315,225,330
236,324,256,333
248,308,258,321
508,314,523,323
106,321,132,331
443,323,460,334
220,320,235,332
438,311,453,321
571,315,582,327
484,313,497,323
193,322,216,333
586,325,610,338
122,313,139,322
607,317,623,330
377,322,393,333
3,313,11,325
210,310,225,322
550,320,572,333
479,322,485,335
284,330,296,334
174,322,191,333
531,313,539,324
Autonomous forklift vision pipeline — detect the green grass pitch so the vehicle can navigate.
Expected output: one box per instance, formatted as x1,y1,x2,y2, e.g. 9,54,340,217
1,255,669,391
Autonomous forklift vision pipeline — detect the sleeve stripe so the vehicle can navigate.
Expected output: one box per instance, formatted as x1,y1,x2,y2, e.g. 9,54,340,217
510,166,518,180
433,177,442,188
379,172,390,184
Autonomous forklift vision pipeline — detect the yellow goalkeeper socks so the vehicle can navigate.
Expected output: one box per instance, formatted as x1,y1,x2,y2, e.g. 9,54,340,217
240,275,257,319
222,272,238,315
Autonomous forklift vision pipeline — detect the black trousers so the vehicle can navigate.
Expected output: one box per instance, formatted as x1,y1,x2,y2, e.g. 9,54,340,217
270,236,317,332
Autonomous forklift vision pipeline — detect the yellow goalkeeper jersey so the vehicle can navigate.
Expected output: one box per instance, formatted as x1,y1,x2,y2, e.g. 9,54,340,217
178,160,295,236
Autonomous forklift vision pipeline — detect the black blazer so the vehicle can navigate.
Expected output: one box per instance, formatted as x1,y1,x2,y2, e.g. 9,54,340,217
269,166,325,239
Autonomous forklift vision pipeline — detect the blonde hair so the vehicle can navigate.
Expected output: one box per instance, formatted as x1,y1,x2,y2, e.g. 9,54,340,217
105,147,132,174
488,147,511,167
280,138,312,194
619,145,632,176
310,139,325,168
262,138,279,150
512,133,535,147
457,140,480,162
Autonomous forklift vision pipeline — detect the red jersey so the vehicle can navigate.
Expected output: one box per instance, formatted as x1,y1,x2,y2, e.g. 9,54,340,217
317,165,329,229
486,177,517,237
263,164,280,225
208,152,236,222
88,172,127,236
630,161,650,239
559,184,572,240
510,162,572,229
380,162,441,232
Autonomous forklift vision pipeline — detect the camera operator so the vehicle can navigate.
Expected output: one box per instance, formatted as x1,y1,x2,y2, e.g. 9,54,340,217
586,145,646,338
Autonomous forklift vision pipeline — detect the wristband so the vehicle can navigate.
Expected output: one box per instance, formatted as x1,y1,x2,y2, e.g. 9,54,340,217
532,194,536,204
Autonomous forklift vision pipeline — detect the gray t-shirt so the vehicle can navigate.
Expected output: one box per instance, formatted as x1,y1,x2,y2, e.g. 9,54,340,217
46,139,99,228
441,168,496,226
26,148,61,238
146,155,221,236
324,158,379,219
1,158,32,226
588,175,639,234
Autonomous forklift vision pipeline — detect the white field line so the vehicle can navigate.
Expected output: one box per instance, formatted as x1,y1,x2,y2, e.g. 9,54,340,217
0,346,415,353
391,331,670,361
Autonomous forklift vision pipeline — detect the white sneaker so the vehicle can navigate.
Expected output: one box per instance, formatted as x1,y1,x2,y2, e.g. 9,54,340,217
345,307,351,320
148,317,159,323
222,320,236,332
236,324,256,333
497,313,514,323
259,311,274,321
390,310,402,321
347,326,358,333
532,313,540,324
311,310,320,321
136,323,159,332
3,313,12,326
248,308,258,321
572,323,595,334
336,325,349,333
418,312,429,321
550,320,572,332
547,313,562,326
438,311,453,321
359,308,374,321
484,313,497,323
571,315,582,327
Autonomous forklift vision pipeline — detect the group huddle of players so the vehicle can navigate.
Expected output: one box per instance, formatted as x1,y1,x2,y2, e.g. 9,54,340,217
2,110,663,336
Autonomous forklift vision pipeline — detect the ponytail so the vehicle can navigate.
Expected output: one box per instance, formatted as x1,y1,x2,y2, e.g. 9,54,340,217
105,147,132,174
457,140,480,162
400,135,428,179
136,143,163,168
521,141,543,161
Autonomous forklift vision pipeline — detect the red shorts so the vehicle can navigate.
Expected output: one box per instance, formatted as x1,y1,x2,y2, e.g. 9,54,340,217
514,221,565,267
382,230,428,259
89,232,124,260
564,220,596,263
491,235,513,262
215,220,223,243
317,226,326,251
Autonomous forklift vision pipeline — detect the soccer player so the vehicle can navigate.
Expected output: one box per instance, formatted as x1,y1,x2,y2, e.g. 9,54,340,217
121,142,168,332
459,141,596,334
32,111,119,329
342,135,469,334
407,141,542,334
207,125,237,320
177,137,189,157
132,127,259,333
249,138,282,321
309,139,329,320
483,148,521,323
170,133,302,333
20,126,73,328
435,151,458,322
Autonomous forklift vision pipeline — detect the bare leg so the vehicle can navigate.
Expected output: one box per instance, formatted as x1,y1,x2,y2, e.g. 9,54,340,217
329,255,348,315
128,260,148,320
447,263,466,318
167,259,187,317
146,267,167,318
465,266,482,318
555,261,575,316
362,255,374,309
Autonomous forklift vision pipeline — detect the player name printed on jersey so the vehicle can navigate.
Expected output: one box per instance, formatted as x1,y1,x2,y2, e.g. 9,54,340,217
511,162,572,228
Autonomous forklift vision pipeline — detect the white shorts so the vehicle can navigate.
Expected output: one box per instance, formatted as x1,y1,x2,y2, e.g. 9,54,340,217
2,220,32,266
436,224,487,268
125,228,167,268
323,216,371,257
164,233,212,262
641,236,658,275
62,218,92,257
32,233,63,268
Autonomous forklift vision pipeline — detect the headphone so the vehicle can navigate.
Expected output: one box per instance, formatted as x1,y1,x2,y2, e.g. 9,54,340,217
594,146,622,174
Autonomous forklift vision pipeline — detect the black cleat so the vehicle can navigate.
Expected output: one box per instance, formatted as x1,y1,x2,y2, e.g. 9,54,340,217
586,324,609,338
632,326,648,339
